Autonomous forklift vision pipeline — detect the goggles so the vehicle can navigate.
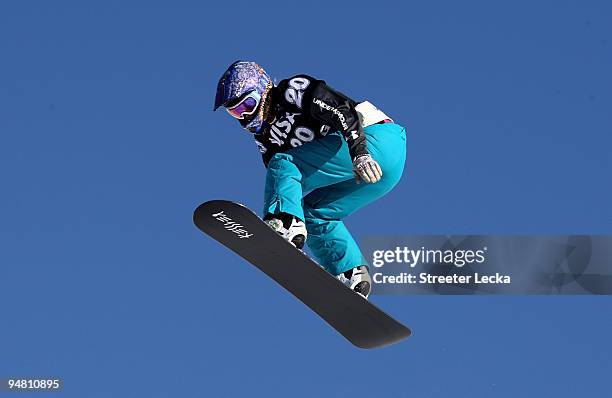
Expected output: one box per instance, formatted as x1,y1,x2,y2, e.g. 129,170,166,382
225,91,262,119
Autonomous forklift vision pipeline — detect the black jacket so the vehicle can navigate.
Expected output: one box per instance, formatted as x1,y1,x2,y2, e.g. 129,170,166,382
254,75,368,166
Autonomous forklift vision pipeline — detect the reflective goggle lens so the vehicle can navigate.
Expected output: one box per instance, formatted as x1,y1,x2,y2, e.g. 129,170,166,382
226,92,261,119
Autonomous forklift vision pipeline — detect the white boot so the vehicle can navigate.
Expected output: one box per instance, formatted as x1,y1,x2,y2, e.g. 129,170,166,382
337,265,372,299
265,215,307,249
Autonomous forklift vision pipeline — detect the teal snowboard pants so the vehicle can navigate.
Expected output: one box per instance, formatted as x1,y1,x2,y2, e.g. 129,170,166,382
263,122,407,276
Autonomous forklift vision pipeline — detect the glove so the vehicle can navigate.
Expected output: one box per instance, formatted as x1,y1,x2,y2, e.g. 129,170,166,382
353,154,383,184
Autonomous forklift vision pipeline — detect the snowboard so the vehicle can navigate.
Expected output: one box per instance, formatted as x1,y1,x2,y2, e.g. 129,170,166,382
193,200,411,349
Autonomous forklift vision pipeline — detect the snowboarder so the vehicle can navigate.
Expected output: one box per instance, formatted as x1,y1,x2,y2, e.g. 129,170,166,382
213,61,407,299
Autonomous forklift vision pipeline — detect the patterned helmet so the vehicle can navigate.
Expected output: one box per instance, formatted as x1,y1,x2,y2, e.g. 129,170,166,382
214,61,273,133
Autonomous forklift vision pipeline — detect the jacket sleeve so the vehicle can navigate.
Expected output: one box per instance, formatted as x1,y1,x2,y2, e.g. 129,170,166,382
277,75,369,160
308,82,368,159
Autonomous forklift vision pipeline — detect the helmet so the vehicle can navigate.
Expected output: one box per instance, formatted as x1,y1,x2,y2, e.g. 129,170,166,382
214,61,273,133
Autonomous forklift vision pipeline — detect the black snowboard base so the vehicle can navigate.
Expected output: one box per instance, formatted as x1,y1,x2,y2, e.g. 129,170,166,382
193,200,411,349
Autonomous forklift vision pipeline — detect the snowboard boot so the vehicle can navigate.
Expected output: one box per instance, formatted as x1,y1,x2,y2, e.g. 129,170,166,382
337,265,372,299
264,213,307,250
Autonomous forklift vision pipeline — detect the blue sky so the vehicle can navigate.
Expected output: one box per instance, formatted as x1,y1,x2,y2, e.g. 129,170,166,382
1,1,611,397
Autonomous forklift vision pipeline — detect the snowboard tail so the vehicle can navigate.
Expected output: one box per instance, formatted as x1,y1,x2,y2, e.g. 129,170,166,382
193,200,411,349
